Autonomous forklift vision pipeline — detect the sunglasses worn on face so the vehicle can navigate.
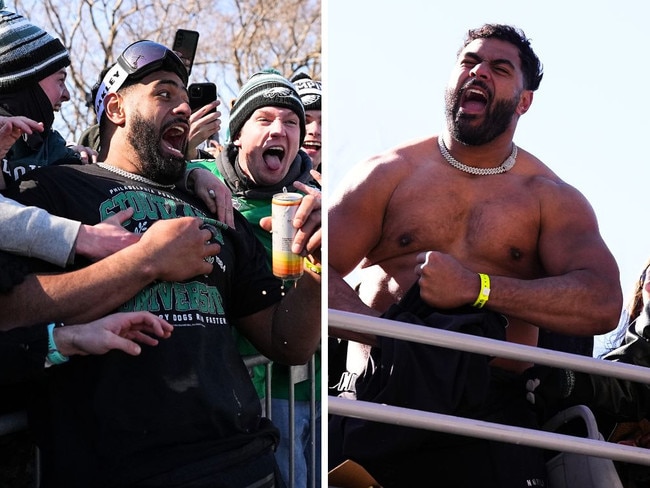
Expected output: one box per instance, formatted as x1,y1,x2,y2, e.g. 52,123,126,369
94,40,188,123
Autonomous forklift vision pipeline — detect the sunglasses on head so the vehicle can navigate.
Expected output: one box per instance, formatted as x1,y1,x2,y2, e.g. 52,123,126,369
94,40,188,123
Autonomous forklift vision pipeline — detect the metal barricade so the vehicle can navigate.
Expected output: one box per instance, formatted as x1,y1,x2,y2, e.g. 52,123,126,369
244,351,320,488
328,308,650,487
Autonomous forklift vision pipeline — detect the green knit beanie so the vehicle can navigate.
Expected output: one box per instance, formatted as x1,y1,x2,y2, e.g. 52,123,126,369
229,69,306,144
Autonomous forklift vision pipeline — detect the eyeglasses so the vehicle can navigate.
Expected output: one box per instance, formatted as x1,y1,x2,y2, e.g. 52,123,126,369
94,40,188,123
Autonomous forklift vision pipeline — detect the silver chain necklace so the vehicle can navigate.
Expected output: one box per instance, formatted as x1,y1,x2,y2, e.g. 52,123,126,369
437,137,517,176
96,162,175,189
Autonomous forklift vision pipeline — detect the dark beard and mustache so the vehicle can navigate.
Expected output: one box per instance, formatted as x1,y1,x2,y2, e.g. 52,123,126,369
444,81,520,146
127,114,187,185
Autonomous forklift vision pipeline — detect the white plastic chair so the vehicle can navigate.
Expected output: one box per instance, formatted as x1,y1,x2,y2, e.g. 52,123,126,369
543,405,624,488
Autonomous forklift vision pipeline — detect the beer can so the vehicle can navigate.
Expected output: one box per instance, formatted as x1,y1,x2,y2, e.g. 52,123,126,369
272,192,304,280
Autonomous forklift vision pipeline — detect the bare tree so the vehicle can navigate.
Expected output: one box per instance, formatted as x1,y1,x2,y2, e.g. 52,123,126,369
12,0,321,143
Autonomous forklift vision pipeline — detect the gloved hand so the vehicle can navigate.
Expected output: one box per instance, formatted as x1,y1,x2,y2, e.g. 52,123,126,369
0,251,29,294
524,365,581,413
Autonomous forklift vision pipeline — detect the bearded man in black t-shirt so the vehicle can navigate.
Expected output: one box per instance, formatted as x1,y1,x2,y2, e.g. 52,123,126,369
5,41,321,488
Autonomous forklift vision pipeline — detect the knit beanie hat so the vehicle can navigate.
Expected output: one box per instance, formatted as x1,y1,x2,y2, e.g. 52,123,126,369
0,1,70,93
291,72,321,111
229,69,306,144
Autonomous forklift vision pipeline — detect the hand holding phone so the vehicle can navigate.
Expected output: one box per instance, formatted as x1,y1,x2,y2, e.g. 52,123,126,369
186,82,221,162
188,83,217,113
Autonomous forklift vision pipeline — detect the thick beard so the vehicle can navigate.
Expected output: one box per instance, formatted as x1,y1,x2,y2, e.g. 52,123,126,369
127,114,187,185
444,86,520,146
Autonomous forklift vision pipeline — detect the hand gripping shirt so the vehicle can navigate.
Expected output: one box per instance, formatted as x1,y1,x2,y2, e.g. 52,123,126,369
7,163,285,486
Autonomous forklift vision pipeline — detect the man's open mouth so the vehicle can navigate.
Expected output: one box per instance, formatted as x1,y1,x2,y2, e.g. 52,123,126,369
460,86,489,113
161,123,188,158
263,146,285,170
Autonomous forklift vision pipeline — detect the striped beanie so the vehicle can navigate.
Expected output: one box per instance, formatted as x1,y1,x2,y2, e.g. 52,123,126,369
229,69,305,144
0,2,70,93
291,72,321,111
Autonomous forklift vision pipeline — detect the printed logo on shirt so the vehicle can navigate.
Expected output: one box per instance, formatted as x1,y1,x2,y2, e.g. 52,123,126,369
99,185,230,328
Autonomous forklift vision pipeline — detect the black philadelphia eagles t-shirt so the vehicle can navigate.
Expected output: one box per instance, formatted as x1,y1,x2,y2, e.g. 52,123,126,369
6,163,284,486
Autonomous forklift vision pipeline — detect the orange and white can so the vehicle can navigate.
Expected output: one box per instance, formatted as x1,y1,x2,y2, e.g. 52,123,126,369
271,192,304,280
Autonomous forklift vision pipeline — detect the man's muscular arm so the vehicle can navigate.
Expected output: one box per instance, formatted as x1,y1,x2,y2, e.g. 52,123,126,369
328,154,397,283
328,152,401,345
0,217,218,330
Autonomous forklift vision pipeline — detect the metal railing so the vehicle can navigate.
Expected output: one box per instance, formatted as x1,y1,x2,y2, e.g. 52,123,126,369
235,352,321,488
328,308,650,474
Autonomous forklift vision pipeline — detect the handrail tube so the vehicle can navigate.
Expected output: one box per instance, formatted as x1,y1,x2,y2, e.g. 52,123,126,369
329,397,650,466
329,309,650,384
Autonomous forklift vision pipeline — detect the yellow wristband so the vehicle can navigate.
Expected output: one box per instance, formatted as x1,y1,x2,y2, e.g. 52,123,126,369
303,258,322,275
472,273,490,308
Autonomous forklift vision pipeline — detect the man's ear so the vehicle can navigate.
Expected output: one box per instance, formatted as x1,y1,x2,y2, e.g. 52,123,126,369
104,92,126,125
516,90,534,115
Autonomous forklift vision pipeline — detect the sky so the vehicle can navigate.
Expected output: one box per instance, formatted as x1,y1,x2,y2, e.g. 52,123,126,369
324,0,649,351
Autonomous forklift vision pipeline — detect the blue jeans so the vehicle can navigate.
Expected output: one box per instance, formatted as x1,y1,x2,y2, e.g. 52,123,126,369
271,398,321,487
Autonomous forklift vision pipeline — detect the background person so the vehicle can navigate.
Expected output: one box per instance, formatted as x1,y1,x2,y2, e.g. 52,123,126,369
526,258,650,486
526,258,650,428
0,4,97,190
291,72,322,174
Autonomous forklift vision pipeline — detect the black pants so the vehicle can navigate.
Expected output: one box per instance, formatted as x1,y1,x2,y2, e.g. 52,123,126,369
333,368,547,488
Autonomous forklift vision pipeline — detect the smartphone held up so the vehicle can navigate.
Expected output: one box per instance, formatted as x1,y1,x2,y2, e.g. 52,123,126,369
188,83,217,113
172,29,199,76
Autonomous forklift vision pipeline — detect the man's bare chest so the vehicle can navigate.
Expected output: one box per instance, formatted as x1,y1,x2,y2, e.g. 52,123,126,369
369,176,542,273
